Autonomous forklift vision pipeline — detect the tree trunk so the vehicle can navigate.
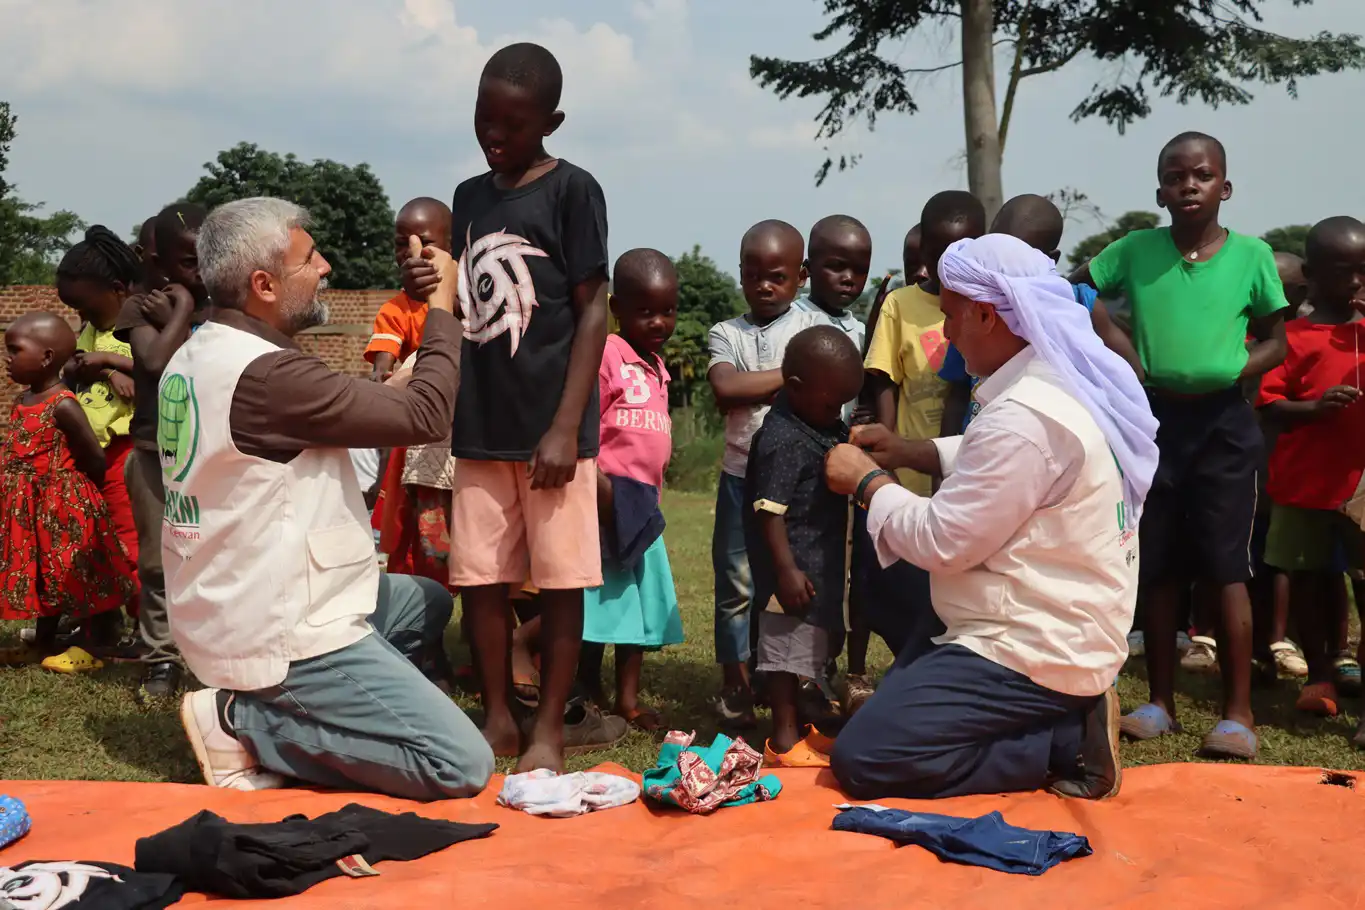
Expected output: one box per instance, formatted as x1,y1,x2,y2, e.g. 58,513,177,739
960,0,1004,221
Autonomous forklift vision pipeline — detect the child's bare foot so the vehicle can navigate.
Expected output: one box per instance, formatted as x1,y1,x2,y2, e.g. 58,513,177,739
516,738,564,774
614,704,662,732
481,713,522,758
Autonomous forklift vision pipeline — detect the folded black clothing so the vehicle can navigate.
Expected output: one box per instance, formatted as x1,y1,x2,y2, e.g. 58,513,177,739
0,860,183,909
134,803,496,899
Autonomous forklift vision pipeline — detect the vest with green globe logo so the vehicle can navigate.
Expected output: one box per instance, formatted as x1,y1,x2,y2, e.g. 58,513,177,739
159,373,202,531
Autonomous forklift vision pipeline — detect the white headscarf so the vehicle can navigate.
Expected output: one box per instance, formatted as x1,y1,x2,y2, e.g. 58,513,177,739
938,234,1159,521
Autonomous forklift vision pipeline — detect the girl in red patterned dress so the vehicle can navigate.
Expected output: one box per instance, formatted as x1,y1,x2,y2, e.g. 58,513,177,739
0,312,135,671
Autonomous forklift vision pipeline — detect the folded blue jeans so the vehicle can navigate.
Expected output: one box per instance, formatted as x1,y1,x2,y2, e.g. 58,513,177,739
833,805,1092,875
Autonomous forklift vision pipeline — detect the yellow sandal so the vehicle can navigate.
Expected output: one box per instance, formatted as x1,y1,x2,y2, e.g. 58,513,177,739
40,646,105,674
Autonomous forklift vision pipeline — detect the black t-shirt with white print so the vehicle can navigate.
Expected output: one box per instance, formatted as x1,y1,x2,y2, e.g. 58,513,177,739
449,160,609,461
0,861,182,910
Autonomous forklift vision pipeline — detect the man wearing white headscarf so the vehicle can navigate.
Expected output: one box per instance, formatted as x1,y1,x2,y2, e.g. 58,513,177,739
824,233,1158,801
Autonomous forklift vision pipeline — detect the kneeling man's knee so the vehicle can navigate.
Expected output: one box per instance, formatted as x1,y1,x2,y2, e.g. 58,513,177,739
831,736,883,801
420,732,495,801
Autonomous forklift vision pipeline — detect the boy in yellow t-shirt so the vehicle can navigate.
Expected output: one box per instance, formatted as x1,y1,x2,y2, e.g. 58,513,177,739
865,191,986,493
860,191,985,663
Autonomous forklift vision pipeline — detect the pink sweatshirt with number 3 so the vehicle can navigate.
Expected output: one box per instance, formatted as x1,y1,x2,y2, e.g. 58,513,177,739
597,334,673,489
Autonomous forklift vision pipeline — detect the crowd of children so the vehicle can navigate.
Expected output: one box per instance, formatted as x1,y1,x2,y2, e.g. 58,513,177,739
3,38,1365,778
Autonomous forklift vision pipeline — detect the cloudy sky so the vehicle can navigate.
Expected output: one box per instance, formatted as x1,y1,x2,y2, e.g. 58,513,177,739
2,0,1363,276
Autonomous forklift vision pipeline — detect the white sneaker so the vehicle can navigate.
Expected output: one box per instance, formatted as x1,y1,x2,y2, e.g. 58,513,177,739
1180,636,1219,673
1271,640,1309,678
180,689,286,791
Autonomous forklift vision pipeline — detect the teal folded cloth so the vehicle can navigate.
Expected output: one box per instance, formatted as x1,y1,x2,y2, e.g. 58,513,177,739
642,731,782,814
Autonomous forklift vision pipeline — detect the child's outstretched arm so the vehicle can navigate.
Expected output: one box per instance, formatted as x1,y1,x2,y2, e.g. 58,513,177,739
52,396,107,485
531,272,609,490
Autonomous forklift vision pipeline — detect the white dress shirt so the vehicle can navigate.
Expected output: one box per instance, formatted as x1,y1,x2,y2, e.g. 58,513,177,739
865,348,1137,696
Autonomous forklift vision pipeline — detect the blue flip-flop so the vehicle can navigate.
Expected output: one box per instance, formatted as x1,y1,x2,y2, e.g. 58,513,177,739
1200,720,1258,761
1118,703,1182,740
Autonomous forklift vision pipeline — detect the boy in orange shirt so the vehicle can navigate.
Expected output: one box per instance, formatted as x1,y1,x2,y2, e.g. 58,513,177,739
366,197,452,379
369,198,455,581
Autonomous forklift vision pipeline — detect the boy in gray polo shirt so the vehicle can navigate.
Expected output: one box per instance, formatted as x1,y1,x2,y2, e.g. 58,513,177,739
707,220,823,725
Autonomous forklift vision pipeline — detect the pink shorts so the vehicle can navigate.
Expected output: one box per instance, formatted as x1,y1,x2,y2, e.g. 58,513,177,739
450,459,603,590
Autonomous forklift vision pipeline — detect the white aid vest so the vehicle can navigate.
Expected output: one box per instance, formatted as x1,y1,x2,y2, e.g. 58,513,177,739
158,321,377,691
931,356,1139,697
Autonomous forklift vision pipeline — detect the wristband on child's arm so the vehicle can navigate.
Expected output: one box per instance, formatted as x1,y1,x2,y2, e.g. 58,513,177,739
855,469,893,510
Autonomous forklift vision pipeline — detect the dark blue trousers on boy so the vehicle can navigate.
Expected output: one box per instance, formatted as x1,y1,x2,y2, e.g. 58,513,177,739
832,643,1098,800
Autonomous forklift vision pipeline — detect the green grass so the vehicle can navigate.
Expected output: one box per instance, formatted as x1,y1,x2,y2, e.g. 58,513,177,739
2,489,1363,782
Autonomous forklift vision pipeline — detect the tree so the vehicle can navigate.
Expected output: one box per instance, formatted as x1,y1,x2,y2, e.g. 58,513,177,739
751,1,1365,219
184,143,396,289
664,245,746,410
1067,210,1161,269
0,102,85,285
1261,224,1311,258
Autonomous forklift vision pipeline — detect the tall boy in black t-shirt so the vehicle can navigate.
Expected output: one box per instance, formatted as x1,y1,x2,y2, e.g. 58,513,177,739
402,43,614,773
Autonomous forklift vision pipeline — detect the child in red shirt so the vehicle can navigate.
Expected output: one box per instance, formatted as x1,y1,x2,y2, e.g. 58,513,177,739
1258,215,1365,724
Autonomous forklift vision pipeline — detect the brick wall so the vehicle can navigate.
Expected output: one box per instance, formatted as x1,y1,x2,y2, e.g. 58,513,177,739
0,285,394,426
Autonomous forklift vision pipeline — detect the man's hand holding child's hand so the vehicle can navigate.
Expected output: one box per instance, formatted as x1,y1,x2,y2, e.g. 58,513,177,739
401,236,458,316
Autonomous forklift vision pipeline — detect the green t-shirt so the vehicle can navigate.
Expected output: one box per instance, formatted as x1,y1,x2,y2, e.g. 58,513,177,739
1089,228,1287,393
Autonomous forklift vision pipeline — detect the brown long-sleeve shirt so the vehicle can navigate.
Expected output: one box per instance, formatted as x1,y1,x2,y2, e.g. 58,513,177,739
213,307,461,464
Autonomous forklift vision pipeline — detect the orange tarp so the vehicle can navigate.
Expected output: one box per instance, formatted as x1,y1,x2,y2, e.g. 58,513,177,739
1,763,1362,908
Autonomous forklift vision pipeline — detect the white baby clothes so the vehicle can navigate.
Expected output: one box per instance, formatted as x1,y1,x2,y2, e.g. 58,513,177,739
497,769,641,817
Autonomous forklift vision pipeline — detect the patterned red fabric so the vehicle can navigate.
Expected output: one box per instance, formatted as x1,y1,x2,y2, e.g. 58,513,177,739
0,391,135,620
101,434,141,615
374,446,453,588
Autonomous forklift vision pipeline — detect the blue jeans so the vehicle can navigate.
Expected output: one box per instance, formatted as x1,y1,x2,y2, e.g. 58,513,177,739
230,574,495,801
713,471,753,665
832,643,1094,800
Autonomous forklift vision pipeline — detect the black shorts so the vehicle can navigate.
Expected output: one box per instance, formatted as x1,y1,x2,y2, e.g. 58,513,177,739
1140,387,1262,587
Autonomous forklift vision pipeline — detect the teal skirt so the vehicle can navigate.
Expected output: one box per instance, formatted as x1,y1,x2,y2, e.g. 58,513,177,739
584,536,684,647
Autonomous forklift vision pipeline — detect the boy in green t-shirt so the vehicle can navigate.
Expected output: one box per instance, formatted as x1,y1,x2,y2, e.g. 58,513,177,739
1073,131,1289,761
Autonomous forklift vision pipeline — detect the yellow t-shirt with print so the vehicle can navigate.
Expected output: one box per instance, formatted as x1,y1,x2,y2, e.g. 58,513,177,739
75,323,134,448
864,284,950,495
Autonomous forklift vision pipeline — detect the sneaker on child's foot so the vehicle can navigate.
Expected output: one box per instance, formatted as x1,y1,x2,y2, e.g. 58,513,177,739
711,686,757,729
180,689,285,791
1180,636,1219,673
137,661,183,704
1334,654,1362,695
560,701,630,756
842,674,876,716
1270,640,1308,678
